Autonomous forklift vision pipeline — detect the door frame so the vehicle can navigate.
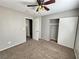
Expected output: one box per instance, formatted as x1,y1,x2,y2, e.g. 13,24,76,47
26,18,33,39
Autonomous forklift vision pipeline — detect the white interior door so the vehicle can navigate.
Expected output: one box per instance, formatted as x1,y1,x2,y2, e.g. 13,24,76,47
58,17,78,48
33,17,41,40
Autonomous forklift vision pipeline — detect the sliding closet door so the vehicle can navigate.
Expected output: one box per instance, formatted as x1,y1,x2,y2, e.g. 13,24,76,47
58,17,78,48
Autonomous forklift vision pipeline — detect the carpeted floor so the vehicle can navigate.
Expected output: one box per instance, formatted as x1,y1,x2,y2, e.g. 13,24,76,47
0,39,75,59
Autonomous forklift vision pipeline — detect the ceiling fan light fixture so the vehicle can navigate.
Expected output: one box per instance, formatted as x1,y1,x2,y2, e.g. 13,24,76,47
27,0,55,12
36,5,45,12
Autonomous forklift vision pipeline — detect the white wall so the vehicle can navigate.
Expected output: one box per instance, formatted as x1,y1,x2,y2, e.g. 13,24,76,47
58,17,78,48
74,19,79,59
41,17,50,41
33,17,41,40
42,8,79,19
0,6,31,51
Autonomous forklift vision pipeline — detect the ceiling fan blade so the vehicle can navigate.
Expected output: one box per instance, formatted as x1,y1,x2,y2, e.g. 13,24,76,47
44,0,55,5
37,0,41,5
37,0,44,5
27,5,38,7
40,0,44,2
44,6,49,11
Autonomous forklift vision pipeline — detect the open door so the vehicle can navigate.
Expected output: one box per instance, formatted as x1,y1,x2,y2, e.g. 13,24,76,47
26,19,33,40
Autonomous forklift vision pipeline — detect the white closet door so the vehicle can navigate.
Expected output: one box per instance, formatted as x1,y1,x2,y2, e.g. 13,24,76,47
58,17,78,48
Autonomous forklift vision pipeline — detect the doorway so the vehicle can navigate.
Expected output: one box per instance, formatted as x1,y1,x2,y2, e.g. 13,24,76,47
26,19,33,40
49,19,59,42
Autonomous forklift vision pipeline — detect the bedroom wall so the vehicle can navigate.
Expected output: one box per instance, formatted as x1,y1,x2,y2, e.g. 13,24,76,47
41,17,50,41
0,6,31,51
42,8,79,19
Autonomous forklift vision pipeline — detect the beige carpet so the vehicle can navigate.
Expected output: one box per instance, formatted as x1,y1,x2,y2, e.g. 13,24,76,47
0,39,75,59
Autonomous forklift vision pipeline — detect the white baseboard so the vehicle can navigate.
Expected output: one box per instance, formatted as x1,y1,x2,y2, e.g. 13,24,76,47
74,49,78,59
0,40,26,52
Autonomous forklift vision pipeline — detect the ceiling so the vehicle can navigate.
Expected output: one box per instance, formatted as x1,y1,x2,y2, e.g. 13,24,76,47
0,0,79,16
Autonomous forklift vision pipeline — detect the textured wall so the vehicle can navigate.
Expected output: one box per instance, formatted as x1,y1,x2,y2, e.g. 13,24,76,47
0,6,27,51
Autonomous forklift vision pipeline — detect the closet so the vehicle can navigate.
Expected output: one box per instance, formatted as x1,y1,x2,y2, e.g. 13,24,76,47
49,17,78,48
41,16,78,49
49,19,59,42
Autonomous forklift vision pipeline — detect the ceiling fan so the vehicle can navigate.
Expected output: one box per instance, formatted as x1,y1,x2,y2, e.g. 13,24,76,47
27,0,55,12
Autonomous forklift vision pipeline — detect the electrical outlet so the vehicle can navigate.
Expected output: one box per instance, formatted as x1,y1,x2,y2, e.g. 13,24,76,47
8,41,12,45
